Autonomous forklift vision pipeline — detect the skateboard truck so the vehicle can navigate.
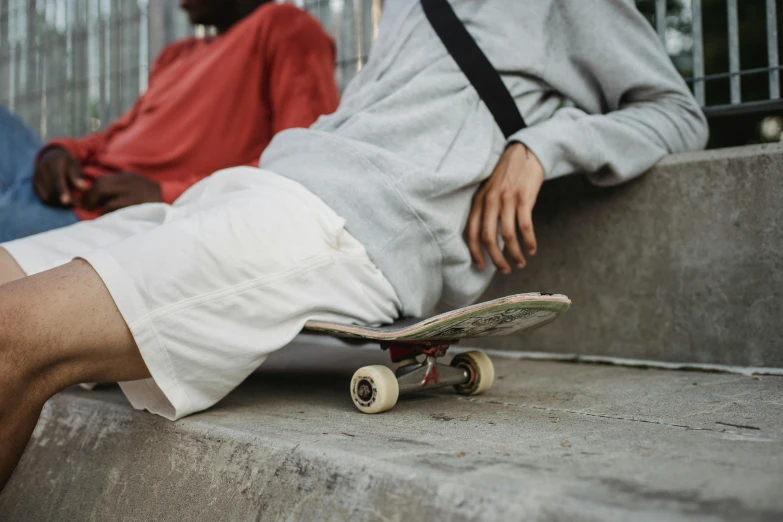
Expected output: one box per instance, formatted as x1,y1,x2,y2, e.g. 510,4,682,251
349,341,496,414
382,342,470,394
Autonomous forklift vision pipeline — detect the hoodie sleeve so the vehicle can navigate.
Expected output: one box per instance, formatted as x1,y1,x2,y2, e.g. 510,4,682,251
508,0,709,186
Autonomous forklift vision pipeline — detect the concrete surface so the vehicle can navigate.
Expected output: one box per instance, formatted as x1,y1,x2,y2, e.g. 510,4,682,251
2,340,782,521
478,143,783,368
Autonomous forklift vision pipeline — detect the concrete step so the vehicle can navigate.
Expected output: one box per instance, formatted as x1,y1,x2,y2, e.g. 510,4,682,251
2,341,782,521
478,144,783,368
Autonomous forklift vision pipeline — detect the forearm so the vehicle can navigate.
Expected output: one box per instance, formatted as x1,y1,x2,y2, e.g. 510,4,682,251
510,97,708,186
517,0,709,185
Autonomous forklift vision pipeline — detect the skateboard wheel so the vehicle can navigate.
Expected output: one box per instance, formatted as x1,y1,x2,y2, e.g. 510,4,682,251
350,365,399,414
450,351,495,396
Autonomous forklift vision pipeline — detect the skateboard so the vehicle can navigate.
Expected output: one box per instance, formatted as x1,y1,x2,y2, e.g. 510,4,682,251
304,292,571,413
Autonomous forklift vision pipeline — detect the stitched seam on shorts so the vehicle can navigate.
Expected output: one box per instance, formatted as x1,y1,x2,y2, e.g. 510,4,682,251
136,252,368,323
189,252,378,316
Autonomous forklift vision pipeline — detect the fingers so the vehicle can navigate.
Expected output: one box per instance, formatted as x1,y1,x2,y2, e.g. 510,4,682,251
32,169,48,202
467,189,487,270
53,169,71,206
32,163,68,206
100,194,135,215
59,158,87,205
80,186,100,211
466,142,546,273
83,175,149,213
32,149,85,207
480,192,511,275
501,196,526,269
66,162,88,192
81,177,120,210
32,152,55,204
469,190,524,274
518,203,537,256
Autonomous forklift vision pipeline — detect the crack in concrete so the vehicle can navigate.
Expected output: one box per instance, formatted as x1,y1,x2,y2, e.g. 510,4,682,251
470,348,783,377
453,396,781,437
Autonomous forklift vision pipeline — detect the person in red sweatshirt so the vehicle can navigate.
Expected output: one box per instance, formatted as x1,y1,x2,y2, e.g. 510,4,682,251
0,0,339,241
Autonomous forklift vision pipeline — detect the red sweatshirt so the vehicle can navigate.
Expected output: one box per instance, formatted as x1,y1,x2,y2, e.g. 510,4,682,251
46,3,339,220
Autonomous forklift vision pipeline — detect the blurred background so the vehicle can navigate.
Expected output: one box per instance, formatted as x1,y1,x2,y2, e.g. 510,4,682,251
0,0,781,148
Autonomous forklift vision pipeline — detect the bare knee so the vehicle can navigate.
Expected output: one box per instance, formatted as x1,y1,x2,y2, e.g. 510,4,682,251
0,320,42,411
0,270,84,403
0,299,49,407
0,261,148,399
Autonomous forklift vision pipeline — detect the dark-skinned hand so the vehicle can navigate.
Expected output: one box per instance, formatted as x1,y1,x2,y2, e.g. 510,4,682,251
466,142,545,275
33,147,89,207
81,172,163,215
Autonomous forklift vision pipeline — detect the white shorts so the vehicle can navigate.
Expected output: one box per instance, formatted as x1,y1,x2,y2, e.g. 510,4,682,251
3,167,401,420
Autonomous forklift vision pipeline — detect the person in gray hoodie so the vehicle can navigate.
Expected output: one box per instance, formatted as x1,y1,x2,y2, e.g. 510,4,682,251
263,0,708,315
0,0,706,490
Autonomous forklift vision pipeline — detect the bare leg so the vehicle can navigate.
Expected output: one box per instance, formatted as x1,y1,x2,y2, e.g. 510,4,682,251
0,260,150,492
0,248,25,286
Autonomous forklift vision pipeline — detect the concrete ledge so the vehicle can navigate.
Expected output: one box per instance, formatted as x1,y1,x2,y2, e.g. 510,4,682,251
2,343,782,521
479,144,783,367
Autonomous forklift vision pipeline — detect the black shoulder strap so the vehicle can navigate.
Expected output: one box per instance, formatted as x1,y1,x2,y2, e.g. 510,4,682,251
421,0,526,138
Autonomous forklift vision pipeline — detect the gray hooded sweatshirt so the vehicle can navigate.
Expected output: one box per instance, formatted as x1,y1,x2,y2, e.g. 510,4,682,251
261,0,709,317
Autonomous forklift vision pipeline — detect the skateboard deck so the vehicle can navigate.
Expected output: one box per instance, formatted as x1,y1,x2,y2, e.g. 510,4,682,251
304,292,571,341
303,292,571,414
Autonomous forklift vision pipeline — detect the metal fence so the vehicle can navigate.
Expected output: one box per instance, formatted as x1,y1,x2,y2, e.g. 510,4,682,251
291,0,382,91
0,0,177,138
0,0,780,140
0,0,379,138
641,0,783,117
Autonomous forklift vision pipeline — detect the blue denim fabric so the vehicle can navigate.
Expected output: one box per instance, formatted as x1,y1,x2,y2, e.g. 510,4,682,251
0,106,78,242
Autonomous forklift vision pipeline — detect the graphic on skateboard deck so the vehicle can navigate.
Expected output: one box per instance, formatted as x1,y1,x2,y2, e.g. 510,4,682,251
304,293,571,414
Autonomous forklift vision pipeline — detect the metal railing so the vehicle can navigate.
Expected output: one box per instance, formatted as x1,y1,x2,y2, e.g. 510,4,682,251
1,0,780,140
0,0,184,138
643,0,783,117
290,0,382,89
0,0,378,138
